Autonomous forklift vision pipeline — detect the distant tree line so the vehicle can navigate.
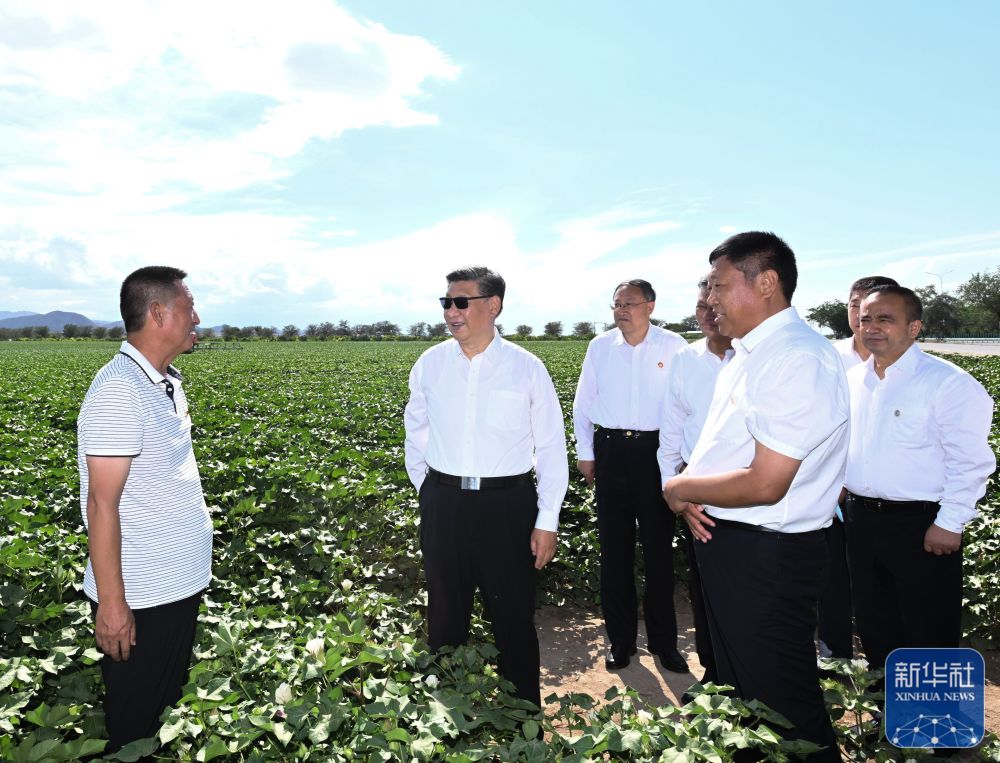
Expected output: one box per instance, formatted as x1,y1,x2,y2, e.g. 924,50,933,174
13,268,995,344
0,324,126,340
807,267,1000,339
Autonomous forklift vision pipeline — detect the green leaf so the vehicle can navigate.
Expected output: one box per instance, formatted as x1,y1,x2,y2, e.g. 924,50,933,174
273,721,293,747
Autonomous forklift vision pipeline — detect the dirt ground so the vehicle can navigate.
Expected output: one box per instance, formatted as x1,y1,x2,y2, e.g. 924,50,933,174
537,587,999,732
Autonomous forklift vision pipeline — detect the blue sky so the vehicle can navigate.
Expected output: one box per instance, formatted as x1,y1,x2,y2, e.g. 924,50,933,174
1,1,997,332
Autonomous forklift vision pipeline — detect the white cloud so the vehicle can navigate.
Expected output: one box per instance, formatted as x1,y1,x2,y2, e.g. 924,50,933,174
719,225,737,234
0,1,460,205
0,198,694,327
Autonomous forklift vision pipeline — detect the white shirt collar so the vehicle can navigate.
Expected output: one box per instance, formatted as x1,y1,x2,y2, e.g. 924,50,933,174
733,307,799,354
450,328,503,360
119,341,182,383
119,340,165,384
864,341,921,378
611,324,655,347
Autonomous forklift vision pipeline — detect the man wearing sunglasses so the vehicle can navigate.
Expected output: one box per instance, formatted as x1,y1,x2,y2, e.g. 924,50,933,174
573,279,689,673
77,266,211,754
404,266,569,708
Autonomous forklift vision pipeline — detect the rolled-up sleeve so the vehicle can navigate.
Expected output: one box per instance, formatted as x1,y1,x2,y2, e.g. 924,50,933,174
746,351,848,461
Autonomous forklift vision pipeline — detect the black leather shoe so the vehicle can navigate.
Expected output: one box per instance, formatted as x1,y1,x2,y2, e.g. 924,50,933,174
655,647,689,673
605,644,637,670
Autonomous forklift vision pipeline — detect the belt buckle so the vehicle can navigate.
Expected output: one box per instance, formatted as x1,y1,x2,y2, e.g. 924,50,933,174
461,476,480,491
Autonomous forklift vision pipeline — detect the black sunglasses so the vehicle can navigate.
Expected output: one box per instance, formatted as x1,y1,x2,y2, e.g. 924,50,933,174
439,295,491,310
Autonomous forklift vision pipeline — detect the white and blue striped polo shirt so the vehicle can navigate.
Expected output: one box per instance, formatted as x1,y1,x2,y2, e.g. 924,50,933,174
78,341,212,609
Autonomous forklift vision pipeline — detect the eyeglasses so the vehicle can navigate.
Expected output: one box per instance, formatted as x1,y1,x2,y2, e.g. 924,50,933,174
610,300,651,311
440,296,491,310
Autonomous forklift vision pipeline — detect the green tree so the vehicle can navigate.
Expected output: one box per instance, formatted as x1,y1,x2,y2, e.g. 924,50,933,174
572,321,594,338
515,324,532,336
915,286,962,338
409,322,428,338
62,324,79,338
957,267,1000,333
806,300,851,339
108,326,124,339
281,324,299,341
427,322,448,338
543,321,563,338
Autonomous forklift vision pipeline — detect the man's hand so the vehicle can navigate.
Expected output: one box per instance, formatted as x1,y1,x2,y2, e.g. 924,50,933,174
577,460,595,487
663,475,715,542
924,524,962,555
531,529,557,569
95,597,136,661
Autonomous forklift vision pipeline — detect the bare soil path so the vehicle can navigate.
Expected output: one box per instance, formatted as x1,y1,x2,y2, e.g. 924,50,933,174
537,587,999,736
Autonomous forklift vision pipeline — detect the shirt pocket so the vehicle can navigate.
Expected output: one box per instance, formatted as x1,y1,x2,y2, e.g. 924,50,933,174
889,404,929,445
486,390,527,431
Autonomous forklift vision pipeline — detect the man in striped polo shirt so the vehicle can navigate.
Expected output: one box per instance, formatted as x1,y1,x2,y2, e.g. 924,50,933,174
78,266,212,753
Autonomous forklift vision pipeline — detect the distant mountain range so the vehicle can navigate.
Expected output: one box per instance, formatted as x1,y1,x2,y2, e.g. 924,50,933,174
0,310,124,332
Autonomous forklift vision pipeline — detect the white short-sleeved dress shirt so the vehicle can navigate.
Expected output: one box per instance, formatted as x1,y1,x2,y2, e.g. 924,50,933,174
78,342,213,609
684,308,850,532
572,325,688,461
657,338,734,486
845,344,995,533
404,331,569,532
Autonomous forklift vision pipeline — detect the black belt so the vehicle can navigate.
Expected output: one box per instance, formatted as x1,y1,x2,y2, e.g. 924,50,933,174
596,427,658,440
426,467,533,491
845,492,939,513
711,516,825,539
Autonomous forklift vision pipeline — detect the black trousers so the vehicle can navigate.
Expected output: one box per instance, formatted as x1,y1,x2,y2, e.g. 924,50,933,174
90,591,201,754
696,520,839,761
817,517,854,658
594,431,677,654
419,477,541,706
685,529,716,679
843,496,962,672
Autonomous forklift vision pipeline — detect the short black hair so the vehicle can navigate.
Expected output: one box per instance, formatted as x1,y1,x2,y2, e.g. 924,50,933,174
708,231,797,302
863,284,923,322
446,266,506,316
849,275,898,296
120,266,188,333
613,279,656,302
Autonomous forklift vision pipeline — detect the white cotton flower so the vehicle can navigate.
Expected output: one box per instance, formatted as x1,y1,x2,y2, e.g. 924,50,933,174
636,710,653,726
305,637,325,661
274,682,293,705
424,674,439,689
341,579,353,592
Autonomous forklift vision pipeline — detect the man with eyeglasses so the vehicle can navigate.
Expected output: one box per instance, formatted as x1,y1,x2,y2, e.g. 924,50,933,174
404,266,568,708
77,266,211,754
573,279,688,672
